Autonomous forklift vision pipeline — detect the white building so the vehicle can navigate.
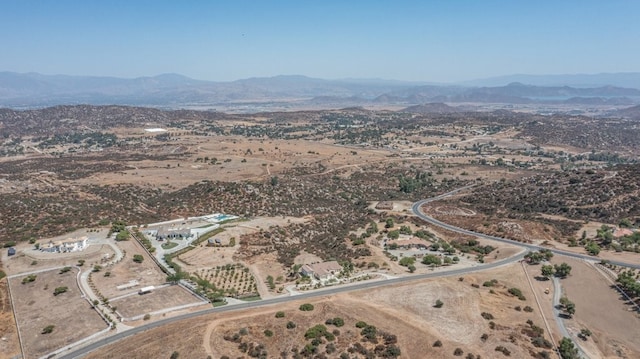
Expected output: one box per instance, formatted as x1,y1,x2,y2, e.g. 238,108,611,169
40,236,88,253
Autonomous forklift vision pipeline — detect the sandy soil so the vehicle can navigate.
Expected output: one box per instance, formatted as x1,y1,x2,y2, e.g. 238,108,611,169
0,279,21,359
112,285,206,319
91,240,166,299
10,268,107,359
2,241,113,278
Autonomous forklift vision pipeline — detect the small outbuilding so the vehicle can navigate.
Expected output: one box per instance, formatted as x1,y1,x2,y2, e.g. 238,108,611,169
7,247,16,256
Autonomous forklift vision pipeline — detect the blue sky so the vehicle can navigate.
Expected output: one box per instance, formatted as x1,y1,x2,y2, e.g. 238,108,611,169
1,1,638,82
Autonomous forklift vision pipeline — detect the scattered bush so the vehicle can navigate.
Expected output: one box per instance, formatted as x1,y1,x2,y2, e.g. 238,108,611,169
495,346,511,356
286,321,297,329
299,303,314,311
275,311,285,318
59,266,72,274
355,321,368,328
42,325,55,334
264,329,273,337
133,254,144,263
508,287,526,300
434,299,444,308
454,347,464,356
523,306,534,312
433,340,443,347
53,286,68,296
481,312,494,320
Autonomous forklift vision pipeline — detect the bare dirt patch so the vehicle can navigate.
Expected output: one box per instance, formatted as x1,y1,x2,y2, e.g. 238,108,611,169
10,268,107,359
112,285,206,319
558,257,640,358
90,240,166,299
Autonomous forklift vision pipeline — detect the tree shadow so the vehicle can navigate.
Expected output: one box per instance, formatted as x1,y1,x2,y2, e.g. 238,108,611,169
534,276,550,281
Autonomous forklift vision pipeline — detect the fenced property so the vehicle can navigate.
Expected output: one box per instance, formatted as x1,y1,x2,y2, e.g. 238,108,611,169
193,263,258,298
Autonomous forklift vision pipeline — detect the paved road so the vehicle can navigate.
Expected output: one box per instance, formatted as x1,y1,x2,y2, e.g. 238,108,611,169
58,249,526,358
412,194,640,270
57,186,638,358
552,277,587,358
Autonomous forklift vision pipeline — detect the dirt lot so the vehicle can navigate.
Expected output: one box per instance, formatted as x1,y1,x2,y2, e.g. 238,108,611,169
0,279,21,359
84,262,554,359
112,284,206,319
10,268,107,359
2,238,113,278
91,240,166,299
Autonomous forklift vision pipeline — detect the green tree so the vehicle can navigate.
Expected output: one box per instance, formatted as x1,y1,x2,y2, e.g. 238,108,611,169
385,218,394,229
558,337,579,359
422,254,442,266
399,257,416,267
554,263,572,278
585,242,600,256
541,264,555,279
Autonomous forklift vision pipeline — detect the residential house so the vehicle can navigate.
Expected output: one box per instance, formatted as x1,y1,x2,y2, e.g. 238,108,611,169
156,228,192,240
393,237,429,250
40,236,88,253
300,261,343,281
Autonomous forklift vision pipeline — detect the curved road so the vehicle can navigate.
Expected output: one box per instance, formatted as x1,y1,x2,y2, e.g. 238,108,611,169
412,195,640,270
58,186,639,358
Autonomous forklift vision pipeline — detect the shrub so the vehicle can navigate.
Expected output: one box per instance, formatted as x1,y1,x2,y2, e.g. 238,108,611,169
275,311,285,318
433,340,443,347
133,254,144,263
53,286,68,296
264,329,273,337
326,317,344,327
42,325,55,334
143,314,151,321
355,321,368,328
21,274,37,284
481,312,494,320
480,333,489,342
495,346,511,356
286,321,296,329
434,299,444,308
454,348,464,356
523,306,534,313
59,266,72,274
508,287,526,300
299,303,314,311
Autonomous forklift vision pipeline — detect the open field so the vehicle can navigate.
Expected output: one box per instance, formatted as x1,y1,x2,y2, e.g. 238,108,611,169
10,268,107,359
90,239,166,299
84,262,558,359
557,257,640,358
2,105,640,358
112,284,207,320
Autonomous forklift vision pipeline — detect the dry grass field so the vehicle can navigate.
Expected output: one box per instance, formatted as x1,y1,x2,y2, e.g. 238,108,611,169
84,262,563,359
112,284,206,320
90,239,166,299
10,268,107,359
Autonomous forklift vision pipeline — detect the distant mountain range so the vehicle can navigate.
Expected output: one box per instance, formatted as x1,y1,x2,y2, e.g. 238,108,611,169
1,71,640,108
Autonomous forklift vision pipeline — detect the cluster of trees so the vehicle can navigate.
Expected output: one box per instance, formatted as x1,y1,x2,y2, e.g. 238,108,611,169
559,296,576,318
617,271,640,297
398,171,434,193
539,262,572,279
524,249,553,264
